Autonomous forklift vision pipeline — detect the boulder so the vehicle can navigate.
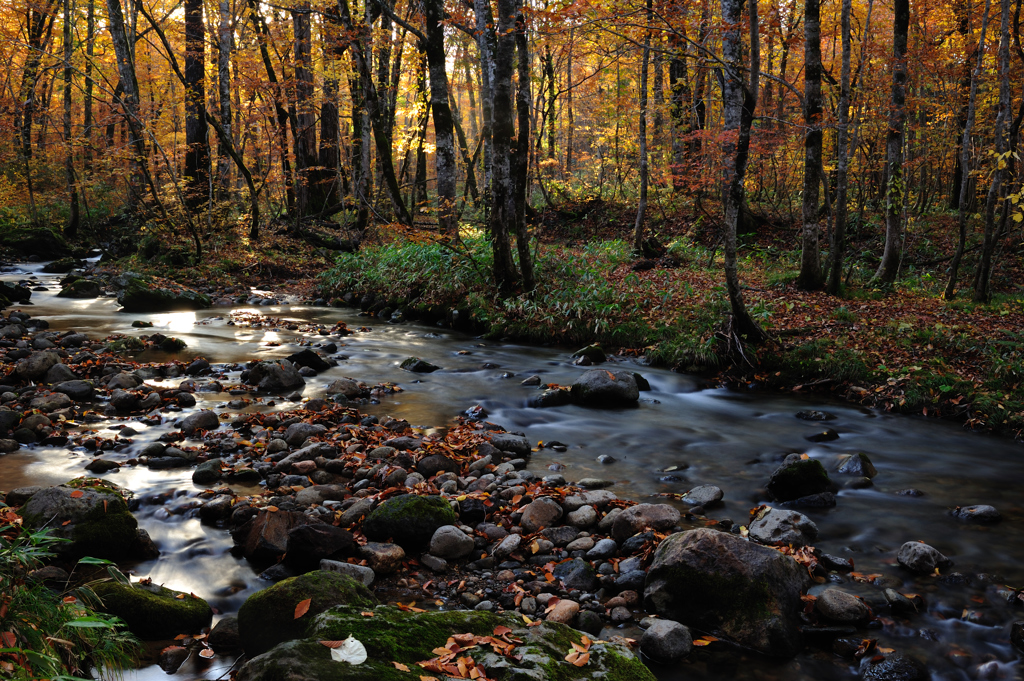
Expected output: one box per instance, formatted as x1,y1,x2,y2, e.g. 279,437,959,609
319,559,375,586
93,581,212,640
20,480,145,560
611,503,681,541
400,357,441,373
416,454,460,478
286,349,331,372
29,391,72,412
570,369,640,407
358,542,405,574
44,363,77,383
285,524,356,572
248,360,305,392
237,509,316,564
952,505,1001,523
236,606,654,681
815,589,869,623
57,279,102,298
766,459,831,502
208,616,242,653
428,525,475,560
644,528,809,657
361,495,456,551
519,497,563,533
837,453,878,478
748,508,818,547
571,344,606,364
14,350,61,381
284,422,327,446
325,378,364,398
0,227,69,258
486,433,532,457
0,281,32,303
237,571,376,657
682,484,724,507
896,542,950,574
114,273,211,312
54,379,94,400
42,257,79,273
178,409,220,435
861,653,929,681
640,619,693,661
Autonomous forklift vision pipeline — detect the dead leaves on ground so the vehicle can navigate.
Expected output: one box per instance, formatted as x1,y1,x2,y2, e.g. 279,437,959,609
416,627,524,680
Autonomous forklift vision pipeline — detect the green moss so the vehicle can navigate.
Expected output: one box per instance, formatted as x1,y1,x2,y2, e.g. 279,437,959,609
70,500,139,560
361,494,456,550
94,582,212,640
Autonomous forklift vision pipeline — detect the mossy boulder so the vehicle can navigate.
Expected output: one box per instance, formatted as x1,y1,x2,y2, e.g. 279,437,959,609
237,571,376,657
570,369,639,407
93,581,212,640
20,479,143,560
41,257,80,273
114,272,211,312
644,528,809,658
361,494,456,551
0,281,31,303
0,227,70,258
765,459,831,502
57,278,102,298
236,605,654,681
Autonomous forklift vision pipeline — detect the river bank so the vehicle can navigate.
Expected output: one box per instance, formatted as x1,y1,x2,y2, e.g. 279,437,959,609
1,258,1023,681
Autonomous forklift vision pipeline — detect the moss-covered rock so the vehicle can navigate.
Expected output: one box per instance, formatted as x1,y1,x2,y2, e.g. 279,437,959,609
20,478,142,560
361,494,456,551
0,281,31,303
236,606,654,681
41,257,80,273
237,571,376,657
114,272,211,312
0,227,70,258
571,344,606,363
93,581,212,640
57,278,102,298
765,459,831,502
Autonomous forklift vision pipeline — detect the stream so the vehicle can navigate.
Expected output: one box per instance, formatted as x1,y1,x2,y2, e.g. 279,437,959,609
2,261,1022,681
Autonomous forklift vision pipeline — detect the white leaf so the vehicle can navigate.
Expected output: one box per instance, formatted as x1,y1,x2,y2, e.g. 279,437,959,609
329,636,367,665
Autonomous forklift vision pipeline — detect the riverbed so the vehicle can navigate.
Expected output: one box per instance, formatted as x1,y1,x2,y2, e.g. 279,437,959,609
2,261,1021,681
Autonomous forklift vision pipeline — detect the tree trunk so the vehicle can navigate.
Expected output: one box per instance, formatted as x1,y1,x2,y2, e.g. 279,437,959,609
216,0,233,194
827,0,853,294
84,0,95,171
424,0,457,235
544,47,556,159
63,0,79,238
184,0,209,204
949,0,977,209
514,2,535,292
874,0,909,283
474,0,496,208
488,0,519,292
566,27,575,173
721,0,767,342
668,44,690,190
634,0,651,252
797,0,824,289
319,31,342,210
293,4,320,216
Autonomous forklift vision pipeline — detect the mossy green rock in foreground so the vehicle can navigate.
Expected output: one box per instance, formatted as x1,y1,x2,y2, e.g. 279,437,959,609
765,459,831,502
643,528,809,658
237,571,376,657
237,605,654,681
94,581,212,640
114,272,211,312
20,479,141,560
361,494,456,551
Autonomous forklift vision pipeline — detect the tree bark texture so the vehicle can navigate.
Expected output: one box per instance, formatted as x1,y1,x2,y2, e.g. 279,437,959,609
184,0,210,203
797,0,824,290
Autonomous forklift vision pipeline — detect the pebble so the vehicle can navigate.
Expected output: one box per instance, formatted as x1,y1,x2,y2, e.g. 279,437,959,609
545,599,580,624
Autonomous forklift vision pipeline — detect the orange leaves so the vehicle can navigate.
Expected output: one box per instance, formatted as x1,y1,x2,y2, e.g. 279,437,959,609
391,661,411,671
69,490,84,499
417,631,523,680
397,602,426,613
692,636,719,647
564,635,592,666
294,598,311,619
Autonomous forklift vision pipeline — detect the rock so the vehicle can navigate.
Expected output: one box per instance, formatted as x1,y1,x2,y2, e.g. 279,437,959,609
1011,621,1024,654
420,554,448,572
806,428,840,442
952,505,1001,523
521,375,541,386
400,357,440,373
53,380,93,400
0,439,19,453
611,503,681,542
837,453,878,478
429,525,475,560
527,388,572,408
199,495,234,523
248,360,305,392
20,481,143,560
416,454,460,478
5,486,44,506
325,378,363,398
571,344,606,363
640,619,693,661
546,599,580,624
492,534,522,560
519,497,563,533
570,369,640,407
766,459,831,502
319,559,375,586
896,542,950,574
586,538,618,560
644,528,809,658
236,607,653,681
337,498,374,527
682,484,724,507
576,610,604,636
284,422,327,447
861,653,929,681
209,616,242,653
883,589,918,615
361,495,456,551
93,581,212,640
816,589,869,623
114,273,212,312
796,410,836,421
567,505,597,528
285,524,356,572
44,363,77,383
237,571,376,656
238,509,313,563
0,227,70,259
748,508,818,547
84,458,119,473
358,542,405,574
179,409,220,435
576,478,613,489
0,281,32,302
29,391,72,412
553,558,596,591
192,459,223,484
486,433,531,457
14,350,61,381
286,349,331,372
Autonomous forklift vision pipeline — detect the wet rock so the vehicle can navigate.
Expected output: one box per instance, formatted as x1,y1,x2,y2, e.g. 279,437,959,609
208,616,242,653
546,599,580,624
552,558,595,591
93,581,212,640
0,439,19,453
521,375,541,386
611,503,681,542
897,541,950,574
248,360,305,392
416,454,460,478
358,542,405,574
837,453,878,478
84,458,119,473
361,494,456,551
486,432,532,457
1011,621,1024,654
54,379,93,400
682,484,724,507
400,357,440,373
237,571,375,657
796,410,836,421
192,459,223,484
199,494,234,523
952,505,1001,523
805,428,840,442
640,619,693,661
429,525,475,560
571,344,606,364
285,349,330,372
766,459,831,502
884,589,919,615
519,497,564,533
285,524,356,572
325,378,363,398
284,422,327,446
319,559,375,586
780,491,837,508
527,387,572,408
861,653,929,681
14,350,60,381
570,369,640,407
644,528,809,658
748,508,818,547
179,409,220,435
816,589,869,623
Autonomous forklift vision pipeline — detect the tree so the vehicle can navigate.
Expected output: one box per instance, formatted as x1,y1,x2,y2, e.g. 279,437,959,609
184,0,209,203
633,0,652,254
827,0,853,294
796,0,824,290
62,0,79,237
423,0,458,236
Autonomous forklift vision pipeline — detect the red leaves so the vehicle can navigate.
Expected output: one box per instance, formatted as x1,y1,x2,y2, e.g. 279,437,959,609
294,598,311,619
69,490,84,499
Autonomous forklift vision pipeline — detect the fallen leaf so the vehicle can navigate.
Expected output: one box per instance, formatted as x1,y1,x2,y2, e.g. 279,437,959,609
70,490,84,498
294,598,311,619
199,648,215,658
493,625,512,637
391,661,410,671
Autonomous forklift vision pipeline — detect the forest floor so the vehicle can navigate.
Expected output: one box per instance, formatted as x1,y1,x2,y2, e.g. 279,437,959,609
17,200,1024,438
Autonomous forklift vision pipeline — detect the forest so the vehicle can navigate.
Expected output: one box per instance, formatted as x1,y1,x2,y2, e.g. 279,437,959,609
1,0,1024,429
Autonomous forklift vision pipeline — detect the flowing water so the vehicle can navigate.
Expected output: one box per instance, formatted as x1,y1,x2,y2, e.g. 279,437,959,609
2,262,1022,681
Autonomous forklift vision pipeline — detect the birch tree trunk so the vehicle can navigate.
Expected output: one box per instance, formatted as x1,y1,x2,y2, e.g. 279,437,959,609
797,0,824,289
633,0,651,252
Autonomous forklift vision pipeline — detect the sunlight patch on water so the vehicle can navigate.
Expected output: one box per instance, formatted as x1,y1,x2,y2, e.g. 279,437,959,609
151,312,198,334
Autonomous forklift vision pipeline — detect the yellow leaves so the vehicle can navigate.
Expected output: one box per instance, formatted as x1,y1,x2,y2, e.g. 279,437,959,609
692,636,719,647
